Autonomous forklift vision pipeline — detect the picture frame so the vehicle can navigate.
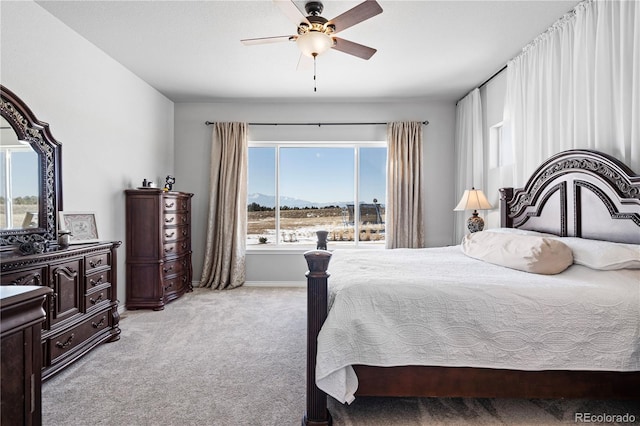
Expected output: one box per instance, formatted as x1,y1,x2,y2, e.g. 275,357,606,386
58,211,100,244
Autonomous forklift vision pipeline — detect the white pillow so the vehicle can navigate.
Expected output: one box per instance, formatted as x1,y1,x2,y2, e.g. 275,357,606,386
461,231,573,275
484,228,558,237
551,237,640,271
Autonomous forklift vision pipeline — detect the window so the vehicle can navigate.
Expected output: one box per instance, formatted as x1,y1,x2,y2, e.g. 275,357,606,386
489,122,512,168
247,141,387,247
0,146,39,229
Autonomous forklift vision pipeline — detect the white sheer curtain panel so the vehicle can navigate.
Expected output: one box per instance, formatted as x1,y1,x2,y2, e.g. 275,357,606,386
504,0,639,186
386,121,425,249
453,88,484,244
200,122,248,290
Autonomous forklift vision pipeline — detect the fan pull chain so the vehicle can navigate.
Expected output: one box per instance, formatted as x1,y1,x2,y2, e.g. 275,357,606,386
313,53,317,92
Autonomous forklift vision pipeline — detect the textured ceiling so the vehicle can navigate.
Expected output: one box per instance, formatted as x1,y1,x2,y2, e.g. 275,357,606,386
36,0,580,102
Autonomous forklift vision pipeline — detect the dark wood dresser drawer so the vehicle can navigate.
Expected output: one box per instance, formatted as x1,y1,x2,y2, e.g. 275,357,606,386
1,267,46,286
163,196,190,212
163,224,190,243
84,269,112,293
163,273,188,296
163,212,189,226
162,257,187,278
84,286,112,313
85,252,110,272
47,310,112,363
163,240,190,258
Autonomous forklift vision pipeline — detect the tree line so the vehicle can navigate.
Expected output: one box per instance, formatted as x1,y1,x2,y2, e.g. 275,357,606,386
0,196,38,205
247,202,340,212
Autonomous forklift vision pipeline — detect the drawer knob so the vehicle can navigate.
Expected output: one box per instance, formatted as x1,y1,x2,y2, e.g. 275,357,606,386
165,231,175,238
163,266,174,273
89,259,103,268
165,201,175,208
165,217,175,223
56,333,75,349
90,275,104,286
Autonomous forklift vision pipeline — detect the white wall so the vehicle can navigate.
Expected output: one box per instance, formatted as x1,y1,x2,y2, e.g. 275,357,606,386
1,1,175,306
174,100,456,284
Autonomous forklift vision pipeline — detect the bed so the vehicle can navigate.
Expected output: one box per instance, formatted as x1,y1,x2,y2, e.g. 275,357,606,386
302,149,640,426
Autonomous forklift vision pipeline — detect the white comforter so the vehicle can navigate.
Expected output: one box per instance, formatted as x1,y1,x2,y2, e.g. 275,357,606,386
316,246,640,403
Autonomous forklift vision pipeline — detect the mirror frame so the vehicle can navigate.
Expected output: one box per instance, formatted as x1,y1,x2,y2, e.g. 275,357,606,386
0,85,62,248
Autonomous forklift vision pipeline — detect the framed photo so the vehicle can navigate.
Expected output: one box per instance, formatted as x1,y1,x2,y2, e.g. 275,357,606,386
58,211,100,244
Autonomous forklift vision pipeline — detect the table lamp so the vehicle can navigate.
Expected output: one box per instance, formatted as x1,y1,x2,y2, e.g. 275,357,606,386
454,187,493,232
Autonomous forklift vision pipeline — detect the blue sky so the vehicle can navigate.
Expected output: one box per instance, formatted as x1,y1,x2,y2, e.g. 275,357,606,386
248,146,386,205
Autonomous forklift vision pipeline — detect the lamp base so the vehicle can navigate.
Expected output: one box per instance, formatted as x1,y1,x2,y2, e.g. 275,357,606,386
467,211,485,233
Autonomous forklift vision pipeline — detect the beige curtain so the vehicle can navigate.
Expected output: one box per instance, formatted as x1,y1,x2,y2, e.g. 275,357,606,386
386,121,425,249
200,122,247,290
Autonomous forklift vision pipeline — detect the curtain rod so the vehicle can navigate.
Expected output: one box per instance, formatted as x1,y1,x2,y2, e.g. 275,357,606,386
204,120,429,126
456,0,579,106
455,64,507,105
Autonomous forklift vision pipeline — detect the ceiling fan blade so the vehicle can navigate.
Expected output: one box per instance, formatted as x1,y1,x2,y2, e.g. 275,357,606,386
273,0,310,26
241,35,295,45
296,54,313,71
327,0,383,34
331,37,377,60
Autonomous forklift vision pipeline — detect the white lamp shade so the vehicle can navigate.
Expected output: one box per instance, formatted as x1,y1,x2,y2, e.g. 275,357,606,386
296,31,333,57
454,188,493,211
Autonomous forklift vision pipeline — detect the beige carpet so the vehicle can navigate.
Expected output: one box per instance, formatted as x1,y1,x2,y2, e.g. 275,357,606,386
42,287,638,425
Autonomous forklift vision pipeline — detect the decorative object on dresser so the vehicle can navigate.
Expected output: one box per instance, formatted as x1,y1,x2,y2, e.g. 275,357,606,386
58,211,100,244
125,189,194,310
454,187,493,232
1,285,52,426
1,242,122,381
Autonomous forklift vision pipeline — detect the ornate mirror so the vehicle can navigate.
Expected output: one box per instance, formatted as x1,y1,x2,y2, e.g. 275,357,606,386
0,85,62,249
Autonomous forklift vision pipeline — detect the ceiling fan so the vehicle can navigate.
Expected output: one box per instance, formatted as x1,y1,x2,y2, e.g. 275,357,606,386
241,0,383,62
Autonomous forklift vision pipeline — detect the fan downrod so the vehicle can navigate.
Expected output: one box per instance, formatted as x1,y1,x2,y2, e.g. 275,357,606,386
304,1,324,16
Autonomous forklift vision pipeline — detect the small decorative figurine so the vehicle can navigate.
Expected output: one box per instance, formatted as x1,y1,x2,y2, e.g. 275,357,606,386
164,175,176,191
58,230,72,248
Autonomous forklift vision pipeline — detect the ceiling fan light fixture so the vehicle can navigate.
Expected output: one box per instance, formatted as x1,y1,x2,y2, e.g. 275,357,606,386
296,31,332,57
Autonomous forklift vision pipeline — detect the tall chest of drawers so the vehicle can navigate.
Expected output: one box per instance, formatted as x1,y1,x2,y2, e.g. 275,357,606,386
125,189,193,310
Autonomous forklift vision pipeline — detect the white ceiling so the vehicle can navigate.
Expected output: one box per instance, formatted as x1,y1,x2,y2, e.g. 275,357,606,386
36,0,580,102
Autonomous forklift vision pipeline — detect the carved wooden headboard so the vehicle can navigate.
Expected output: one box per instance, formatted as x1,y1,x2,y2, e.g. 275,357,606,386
500,150,640,244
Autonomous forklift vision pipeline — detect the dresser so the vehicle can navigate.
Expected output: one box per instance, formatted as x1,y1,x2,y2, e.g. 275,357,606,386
1,285,51,426
125,189,193,310
0,241,121,381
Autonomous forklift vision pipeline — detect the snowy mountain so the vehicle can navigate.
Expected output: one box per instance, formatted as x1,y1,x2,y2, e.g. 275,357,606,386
247,193,352,209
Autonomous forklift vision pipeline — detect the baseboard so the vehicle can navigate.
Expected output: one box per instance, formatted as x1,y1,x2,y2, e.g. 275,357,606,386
244,281,306,287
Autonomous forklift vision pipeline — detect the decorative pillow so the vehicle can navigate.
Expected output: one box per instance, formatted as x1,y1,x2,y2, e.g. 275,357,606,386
551,237,640,271
461,231,573,275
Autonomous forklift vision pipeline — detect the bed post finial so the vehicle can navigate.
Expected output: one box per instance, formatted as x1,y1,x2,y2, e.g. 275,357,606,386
499,187,514,228
303,250,333,426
